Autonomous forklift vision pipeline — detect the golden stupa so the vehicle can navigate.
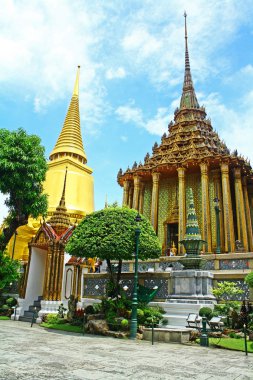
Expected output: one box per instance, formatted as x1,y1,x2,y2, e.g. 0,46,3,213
8,66,94,261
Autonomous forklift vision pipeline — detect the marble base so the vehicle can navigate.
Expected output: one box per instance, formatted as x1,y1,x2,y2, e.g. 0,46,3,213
151,270,216,327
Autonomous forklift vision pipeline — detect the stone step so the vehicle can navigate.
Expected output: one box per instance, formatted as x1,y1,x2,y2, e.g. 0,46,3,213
24,311,35,318
29,305,41,312
19,316,34,323
33,301,41,308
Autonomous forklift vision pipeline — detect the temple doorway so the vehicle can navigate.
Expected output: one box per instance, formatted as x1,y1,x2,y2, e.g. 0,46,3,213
166,223,178,255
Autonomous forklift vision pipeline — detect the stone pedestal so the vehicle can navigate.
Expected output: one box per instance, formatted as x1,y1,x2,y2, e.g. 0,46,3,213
169,270,215,301
151,270,216,327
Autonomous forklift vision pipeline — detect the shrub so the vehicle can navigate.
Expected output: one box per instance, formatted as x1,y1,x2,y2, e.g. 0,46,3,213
245,272,253,288
199,307,213,320
85,305,95,315
6,297,17,307
46,314,60,324
121,319,129,331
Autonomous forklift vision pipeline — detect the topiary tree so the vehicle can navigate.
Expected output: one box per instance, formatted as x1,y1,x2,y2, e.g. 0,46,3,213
66,207,161,295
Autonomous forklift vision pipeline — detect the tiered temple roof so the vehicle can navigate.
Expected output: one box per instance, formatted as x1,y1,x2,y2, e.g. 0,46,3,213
118,13,252,185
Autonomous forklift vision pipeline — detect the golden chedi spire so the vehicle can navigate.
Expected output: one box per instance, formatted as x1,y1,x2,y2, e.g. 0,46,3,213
48,167,71,234
49,66,87,164
180,12,199,110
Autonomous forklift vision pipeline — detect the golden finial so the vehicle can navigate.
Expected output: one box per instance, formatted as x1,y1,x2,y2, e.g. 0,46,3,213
73,65,80,96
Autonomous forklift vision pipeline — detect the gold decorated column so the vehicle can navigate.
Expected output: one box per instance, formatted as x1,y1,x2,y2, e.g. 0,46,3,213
123,180,130,206
213,170,225,252
242,176,253,251
200,163,212,252
138,182,145,214
132,175,141,210
234,168,248,251
221,163,235,252
151,172,160,233
177,167,186,255
128,185,133,208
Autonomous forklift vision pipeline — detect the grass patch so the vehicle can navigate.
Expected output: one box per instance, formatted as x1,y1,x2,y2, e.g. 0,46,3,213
41,322,83,334
209,338,253,353
0,316,10,320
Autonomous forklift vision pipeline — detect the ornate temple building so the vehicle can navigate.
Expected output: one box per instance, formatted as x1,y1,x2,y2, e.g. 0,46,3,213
9,66,94,261
117,15,253,255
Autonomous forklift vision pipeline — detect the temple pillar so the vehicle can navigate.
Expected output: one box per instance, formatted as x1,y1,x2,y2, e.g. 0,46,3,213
200,163,212,252
72,265,78,297
234,168,248,251
56,248,65,300
151,172,160,232
242,177,253,252
123,180,130,206
213,170,225,252
43,244,53,300
177,167,186,255
128,185,133,208
132,175,141,210
138,182,145,214
221,163,235,252
77,265,82,301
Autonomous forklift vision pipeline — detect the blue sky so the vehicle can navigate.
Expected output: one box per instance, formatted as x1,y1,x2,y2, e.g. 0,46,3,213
1,0,253,222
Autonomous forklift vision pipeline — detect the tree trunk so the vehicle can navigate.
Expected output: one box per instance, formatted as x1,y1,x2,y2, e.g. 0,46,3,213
1,215,28,251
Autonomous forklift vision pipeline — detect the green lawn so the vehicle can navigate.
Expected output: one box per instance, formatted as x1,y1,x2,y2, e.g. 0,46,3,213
209,338,253,353
41,322,83,334
0,316,10,320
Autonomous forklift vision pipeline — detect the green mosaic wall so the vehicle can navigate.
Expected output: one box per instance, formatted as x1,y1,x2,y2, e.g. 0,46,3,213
142,183,152,221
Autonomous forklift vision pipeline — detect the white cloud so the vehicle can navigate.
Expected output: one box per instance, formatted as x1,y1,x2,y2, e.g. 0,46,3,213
146,108,169,135
106,67,126,80
0,1,107,128
115,104,144,126
120,135,128,142
115,103,170,136
198,92,253,164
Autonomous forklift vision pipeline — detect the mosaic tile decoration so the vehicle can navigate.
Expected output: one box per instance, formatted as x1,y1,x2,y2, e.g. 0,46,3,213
159,261,183,271
138,262,155,272
83,277,108,297
216,280,249,301
144,278,169,299
121,262,130,272
143,183,152,221
203,260,215,270
219,259,249,270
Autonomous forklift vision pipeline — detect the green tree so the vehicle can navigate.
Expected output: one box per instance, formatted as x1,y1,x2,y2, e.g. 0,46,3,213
0,250,20,293
212,281,244,301
0,128,48,249
66,207,161,294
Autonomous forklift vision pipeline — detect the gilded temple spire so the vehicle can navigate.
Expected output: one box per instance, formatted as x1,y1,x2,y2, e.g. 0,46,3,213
49,66,87,164
48,167,71,232
180,12,199,110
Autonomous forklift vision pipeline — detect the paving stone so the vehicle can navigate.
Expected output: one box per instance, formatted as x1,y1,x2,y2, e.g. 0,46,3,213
0,320,252,380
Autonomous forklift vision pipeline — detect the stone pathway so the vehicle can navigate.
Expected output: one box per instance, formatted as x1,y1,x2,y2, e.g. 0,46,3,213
0,320,252,379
